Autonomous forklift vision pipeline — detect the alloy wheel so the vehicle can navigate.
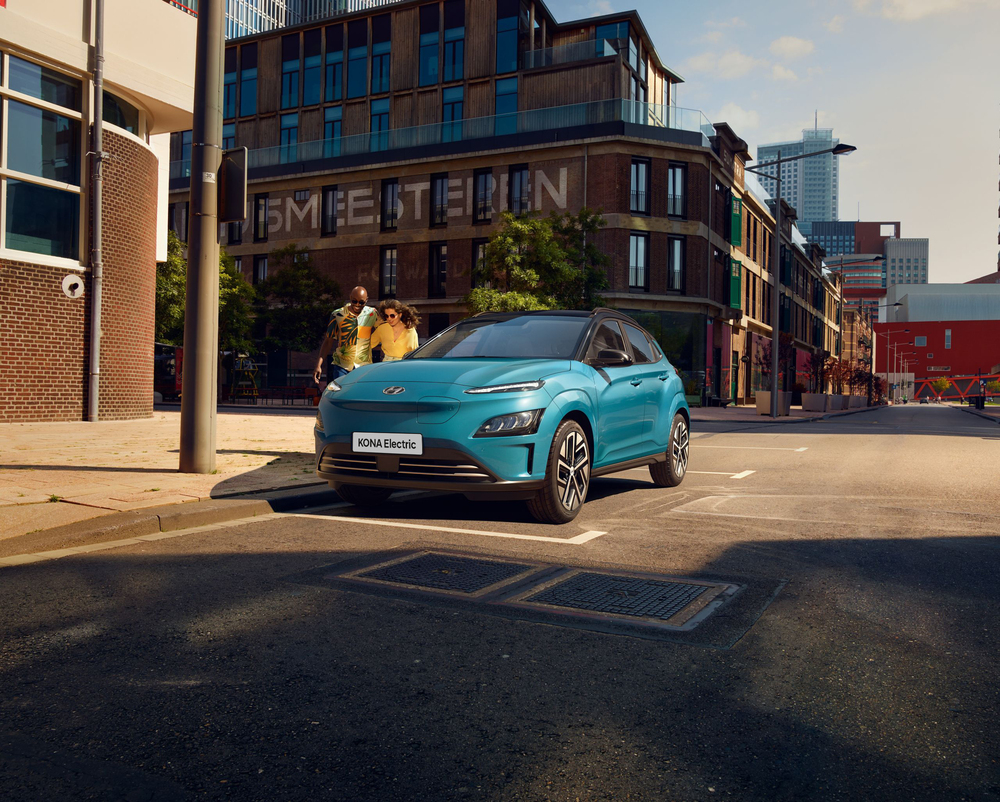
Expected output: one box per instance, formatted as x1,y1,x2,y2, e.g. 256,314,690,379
671,418,689,478
556,429,590,511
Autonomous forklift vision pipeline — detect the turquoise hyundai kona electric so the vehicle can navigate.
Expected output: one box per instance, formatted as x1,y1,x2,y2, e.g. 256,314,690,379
314,309,690,524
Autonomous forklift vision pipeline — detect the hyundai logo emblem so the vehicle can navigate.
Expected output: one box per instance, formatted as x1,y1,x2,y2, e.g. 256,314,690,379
383,386,405,395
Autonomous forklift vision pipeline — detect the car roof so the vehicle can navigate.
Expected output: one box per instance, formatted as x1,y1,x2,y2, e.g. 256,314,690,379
471,308,636,323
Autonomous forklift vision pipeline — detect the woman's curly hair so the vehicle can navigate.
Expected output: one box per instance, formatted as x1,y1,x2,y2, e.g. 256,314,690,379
377,298,421,329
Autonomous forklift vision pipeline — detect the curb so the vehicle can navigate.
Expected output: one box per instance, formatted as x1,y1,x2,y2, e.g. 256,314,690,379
690,405,875,426
0,485,341,562
952,405,1000,424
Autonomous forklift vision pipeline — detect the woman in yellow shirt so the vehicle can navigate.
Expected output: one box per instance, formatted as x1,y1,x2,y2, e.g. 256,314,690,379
371,300,420,361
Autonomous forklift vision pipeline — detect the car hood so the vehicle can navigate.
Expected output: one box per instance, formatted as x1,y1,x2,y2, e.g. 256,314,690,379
343,358,572,389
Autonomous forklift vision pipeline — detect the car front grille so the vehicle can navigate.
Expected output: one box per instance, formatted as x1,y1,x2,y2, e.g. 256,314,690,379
320,451,495,483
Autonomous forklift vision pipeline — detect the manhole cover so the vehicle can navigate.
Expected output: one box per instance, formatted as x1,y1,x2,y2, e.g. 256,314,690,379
355,553,533,594
523,572,714,624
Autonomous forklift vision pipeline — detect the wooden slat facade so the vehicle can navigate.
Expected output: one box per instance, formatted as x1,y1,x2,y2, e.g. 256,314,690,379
520,61,617,109
258,37,280,115
258,115,279,151
343,99,368,138
391,6,418,92
417,88,438,126
467,79,493,119
392,93,416,129
466,0,496,80
300,108,323,143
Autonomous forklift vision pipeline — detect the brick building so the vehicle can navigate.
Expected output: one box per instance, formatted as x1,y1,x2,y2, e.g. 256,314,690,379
0,0,195,423
167,0,842,404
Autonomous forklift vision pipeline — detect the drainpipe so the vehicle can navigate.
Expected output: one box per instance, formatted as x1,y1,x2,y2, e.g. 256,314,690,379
87,0,106,422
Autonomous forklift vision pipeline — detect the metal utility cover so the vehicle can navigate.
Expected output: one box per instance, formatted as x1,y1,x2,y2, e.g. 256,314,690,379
513,570,731,630
349,552,535,597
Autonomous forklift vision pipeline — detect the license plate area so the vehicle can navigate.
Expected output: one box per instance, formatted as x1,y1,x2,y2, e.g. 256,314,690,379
352,432,424,455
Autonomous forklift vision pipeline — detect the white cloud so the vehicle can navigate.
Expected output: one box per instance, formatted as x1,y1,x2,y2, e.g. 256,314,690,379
853,0,990,20
825,15,846,32
714,103,761,134
685,50,767,79
769,36,815,60
571,0,613,16
707,16,748,28
699,30,724,44
772,64,798,81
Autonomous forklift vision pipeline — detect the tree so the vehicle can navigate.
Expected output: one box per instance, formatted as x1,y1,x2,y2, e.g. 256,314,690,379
754,333,796,389
219,250,257,358
806,350,829,392
932,377,952,399
464,208,608,314
254,244,340,353
987,380,1000,396
826,357,852,394
155,230,187,345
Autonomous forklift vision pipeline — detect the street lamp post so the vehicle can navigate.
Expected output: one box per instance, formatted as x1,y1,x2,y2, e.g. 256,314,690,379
745,142,857,418
864,302,902,405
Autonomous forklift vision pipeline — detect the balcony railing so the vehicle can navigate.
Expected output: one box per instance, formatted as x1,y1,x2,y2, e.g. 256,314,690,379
522,38,618,70
170,100,713,179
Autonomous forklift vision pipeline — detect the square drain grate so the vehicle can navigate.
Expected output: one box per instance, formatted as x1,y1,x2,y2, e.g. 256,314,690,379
355,552,534,595
523,572,712,623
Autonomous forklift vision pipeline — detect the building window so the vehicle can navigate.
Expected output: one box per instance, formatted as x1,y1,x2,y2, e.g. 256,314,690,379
914,336,927,347
494,77,518,136
279,113,298,163
945,329,951,349
168,202,189,243
240,43,257,116
442,86,463,142
371,14,391,94
630,159,649,215
443,0,465,81
668,236,685,291
324,106,342,157
472,238,490,288
321,185,338,236
8,101,81,185
224,48,238,118
228,218,242,245
419,4,440,86
381,179,399,231
667,163,686,217
254,194,269,242
325,24,344,102
294,189,310,203
281,34,300,109
9,55,82,110
429,243,448,297
473,169,493,223
508,164,529,215
222,122,236,150
253,254,268,285
431,174,449,227
347,19,368,99
496,0,519,74
303,29,322,106
629,233,649,292
6,180,81,259
370,98,390,152
380,246,397,298
103,91,139,135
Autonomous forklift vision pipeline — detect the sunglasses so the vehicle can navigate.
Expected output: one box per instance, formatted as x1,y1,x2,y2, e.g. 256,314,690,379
349,298,366,306
385,312,398,319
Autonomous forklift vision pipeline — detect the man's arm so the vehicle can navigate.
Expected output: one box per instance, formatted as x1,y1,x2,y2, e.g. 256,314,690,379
313,323,340,384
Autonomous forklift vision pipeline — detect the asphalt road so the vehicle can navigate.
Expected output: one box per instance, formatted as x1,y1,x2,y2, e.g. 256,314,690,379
2,405,998,801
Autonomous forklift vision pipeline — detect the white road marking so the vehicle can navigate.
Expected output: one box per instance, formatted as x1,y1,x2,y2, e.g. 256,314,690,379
696,445,808,452
729,470,756,479
621,467,755,479
288,513,607,544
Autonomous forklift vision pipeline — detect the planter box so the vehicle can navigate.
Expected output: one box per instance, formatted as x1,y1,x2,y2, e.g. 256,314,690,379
756,390,792,416
801,393,828,412
684,394,702,408
848,396,866,408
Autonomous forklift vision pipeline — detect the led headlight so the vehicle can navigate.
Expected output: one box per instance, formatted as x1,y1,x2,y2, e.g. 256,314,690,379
475,409,543,437
324,379,343,393
465,380,545,395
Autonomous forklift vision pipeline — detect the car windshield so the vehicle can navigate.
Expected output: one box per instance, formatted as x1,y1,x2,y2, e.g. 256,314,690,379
408,316,590,360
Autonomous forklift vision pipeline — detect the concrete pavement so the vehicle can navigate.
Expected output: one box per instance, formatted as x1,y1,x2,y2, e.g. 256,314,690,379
3,399,989,551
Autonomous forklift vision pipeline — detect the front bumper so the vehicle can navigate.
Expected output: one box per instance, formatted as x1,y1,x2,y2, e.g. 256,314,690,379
316,442,545,500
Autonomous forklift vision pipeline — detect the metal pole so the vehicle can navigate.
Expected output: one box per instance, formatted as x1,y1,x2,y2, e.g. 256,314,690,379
179,0,224,473
770,151,781,418
87,0,105,422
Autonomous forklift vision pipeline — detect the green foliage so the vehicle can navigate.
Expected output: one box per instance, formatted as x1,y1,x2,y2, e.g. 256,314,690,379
465,208,609,315
931,377,952,395
254,244,340,353
986,380,1000,395
154,231,256,355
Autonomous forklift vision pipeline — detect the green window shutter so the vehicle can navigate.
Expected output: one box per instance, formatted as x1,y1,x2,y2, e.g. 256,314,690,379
730,198,742,247
729,259,742,310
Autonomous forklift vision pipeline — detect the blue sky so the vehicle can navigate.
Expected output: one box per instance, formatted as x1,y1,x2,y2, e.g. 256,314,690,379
546,0,1000,283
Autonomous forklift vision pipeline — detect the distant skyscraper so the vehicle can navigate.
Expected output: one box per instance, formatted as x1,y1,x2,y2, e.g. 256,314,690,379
165,0,349,38
755,124,841,237
885,238,929,288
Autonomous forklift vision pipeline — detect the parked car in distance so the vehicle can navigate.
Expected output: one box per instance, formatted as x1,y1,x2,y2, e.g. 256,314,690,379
314,309,690,523
919,397,929,404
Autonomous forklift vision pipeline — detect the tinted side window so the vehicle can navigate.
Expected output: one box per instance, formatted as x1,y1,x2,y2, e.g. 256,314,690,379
622,323,655,364
586,322,626,363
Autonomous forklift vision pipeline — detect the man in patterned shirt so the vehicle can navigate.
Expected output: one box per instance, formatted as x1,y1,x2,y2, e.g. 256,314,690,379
313,286,380,384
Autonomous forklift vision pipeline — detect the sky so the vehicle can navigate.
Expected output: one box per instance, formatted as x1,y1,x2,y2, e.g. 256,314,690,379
546,0,1000,284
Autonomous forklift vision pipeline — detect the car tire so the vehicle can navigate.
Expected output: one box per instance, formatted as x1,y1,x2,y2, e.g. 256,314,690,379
649,412,689,487
526,419,591,524
335,484,394,507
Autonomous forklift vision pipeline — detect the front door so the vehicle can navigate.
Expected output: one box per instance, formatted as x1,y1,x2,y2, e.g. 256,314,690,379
585,321,646,466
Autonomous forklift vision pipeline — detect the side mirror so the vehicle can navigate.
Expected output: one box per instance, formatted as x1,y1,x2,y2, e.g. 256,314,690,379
594,349,633,367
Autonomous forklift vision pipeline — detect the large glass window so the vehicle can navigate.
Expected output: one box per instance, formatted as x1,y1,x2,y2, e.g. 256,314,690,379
5,180,79,259
472,239,490,288
303,29,322,106
240,43,257,117
223,48,238,118
347,20,368,99
279,113,298,163
442,86,463,143
380,246,397,298
595,20,629,48
473,169,493,223
496,0,519,74
222,123,236,150
668,236,685,291
508,164,529,215
629,233,649,292
321,185,338,236
429,242,448,297
253,254,268,285
103,91,139,135
254,194,269,242
325,24,344,102
381,179,399,231
419,4,440,87
281,34,300,109
9,56,81,111
443,0,465,82
495,77,517,136
630,159,649,215
431,174,449,227
667,163,686,217
370,98,390,152
7,101,81,185
371,14,391,94
324,106,342,157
